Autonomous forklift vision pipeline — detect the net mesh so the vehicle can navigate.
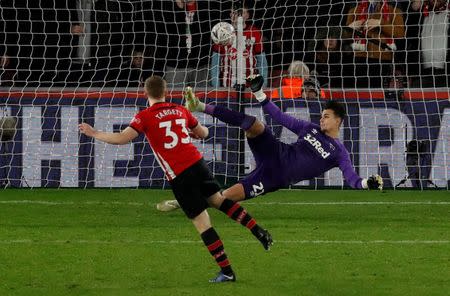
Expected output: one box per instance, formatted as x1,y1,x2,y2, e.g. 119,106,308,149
0,1,448,188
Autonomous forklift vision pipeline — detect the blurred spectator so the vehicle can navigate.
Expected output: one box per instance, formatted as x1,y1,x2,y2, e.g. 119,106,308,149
0,53,14,87
270,60,327,99
0,2,15,86
210,4,268,88
263,3,300,88
266,26,293,88
61,0,86,85
54,0,87,85
0,0,87,86
146,0,218,89
1,0,131,86
4,0,39,86
403,1,422,86
107,49,153,87
409,0,449,88
88,0,135,87
270,60,310,99
302,0,349,47
302,76,323,100
65,0,145,87
345,0,405,88
304,27,351,88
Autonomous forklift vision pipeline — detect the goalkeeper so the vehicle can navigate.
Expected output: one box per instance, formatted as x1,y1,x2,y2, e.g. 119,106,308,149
158,75,382,210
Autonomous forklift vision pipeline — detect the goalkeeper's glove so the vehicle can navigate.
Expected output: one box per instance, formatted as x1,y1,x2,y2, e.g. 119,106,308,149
246,74,266,102
184,86,205,112
362,174,383,190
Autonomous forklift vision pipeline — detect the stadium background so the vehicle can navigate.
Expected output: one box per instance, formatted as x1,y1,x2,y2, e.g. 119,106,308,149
0,1,449,295
0,0,448,189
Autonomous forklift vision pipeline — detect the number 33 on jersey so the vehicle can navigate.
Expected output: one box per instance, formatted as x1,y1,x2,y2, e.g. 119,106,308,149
129,102,203,180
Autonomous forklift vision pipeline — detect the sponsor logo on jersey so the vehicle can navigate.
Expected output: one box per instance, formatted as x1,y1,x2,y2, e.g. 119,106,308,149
304,133,331,159
242,48,250,58
228,47,237,60
229,47,250,59
245,37,255,46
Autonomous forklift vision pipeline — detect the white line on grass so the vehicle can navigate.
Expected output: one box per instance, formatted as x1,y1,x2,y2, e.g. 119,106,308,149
248,201,450,205
0,239,449,245
0,200,449,206
0,200,145,206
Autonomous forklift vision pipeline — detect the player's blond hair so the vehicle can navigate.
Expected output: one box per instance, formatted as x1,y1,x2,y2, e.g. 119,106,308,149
144,76,166,100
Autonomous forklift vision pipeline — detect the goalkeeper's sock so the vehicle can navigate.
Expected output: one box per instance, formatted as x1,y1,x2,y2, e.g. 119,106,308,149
361,178,368,189
219,198,259,235
219,199,272,250
200,227,234,276
253,89,267,102
205,105,256,131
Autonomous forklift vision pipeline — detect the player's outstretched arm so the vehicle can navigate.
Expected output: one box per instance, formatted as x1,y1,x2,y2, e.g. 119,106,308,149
247,74,307,134
339,155,364,189
338,152,383,190
79,123,139,145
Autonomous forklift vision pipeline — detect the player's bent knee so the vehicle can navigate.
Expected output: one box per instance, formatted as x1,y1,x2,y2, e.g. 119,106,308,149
191,210,212,233
245,120,265,138
206,192,225,209
222,184,246,202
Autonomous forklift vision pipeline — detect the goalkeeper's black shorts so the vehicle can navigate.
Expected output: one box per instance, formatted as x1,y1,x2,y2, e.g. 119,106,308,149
170,158,221,219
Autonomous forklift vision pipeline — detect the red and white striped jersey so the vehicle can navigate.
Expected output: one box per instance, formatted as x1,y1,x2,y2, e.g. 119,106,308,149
129,102,202,181
212,24,264,87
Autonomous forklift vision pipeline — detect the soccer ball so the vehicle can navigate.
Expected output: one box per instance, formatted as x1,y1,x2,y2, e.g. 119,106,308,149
211,22,235,46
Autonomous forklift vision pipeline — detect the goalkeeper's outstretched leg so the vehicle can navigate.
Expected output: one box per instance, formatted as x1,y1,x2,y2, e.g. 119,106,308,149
184,85,266,139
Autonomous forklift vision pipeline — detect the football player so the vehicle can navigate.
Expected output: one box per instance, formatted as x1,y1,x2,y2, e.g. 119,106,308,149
79,75,272,283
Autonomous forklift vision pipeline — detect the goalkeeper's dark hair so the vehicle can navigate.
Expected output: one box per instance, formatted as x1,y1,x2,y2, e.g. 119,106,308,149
323,100,346,120
144,75,166,99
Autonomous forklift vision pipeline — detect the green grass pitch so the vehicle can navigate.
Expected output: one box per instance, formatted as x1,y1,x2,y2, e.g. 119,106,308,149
0,189,449,296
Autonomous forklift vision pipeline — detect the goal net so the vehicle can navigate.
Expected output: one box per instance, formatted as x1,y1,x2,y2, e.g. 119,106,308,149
0,0,448,189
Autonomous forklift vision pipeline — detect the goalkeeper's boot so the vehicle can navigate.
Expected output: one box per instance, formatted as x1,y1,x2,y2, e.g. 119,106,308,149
246,74,266,102
255,228,273,251
184,86,205,112
246,74,265,92
209,271,236,283
156,200,180,212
